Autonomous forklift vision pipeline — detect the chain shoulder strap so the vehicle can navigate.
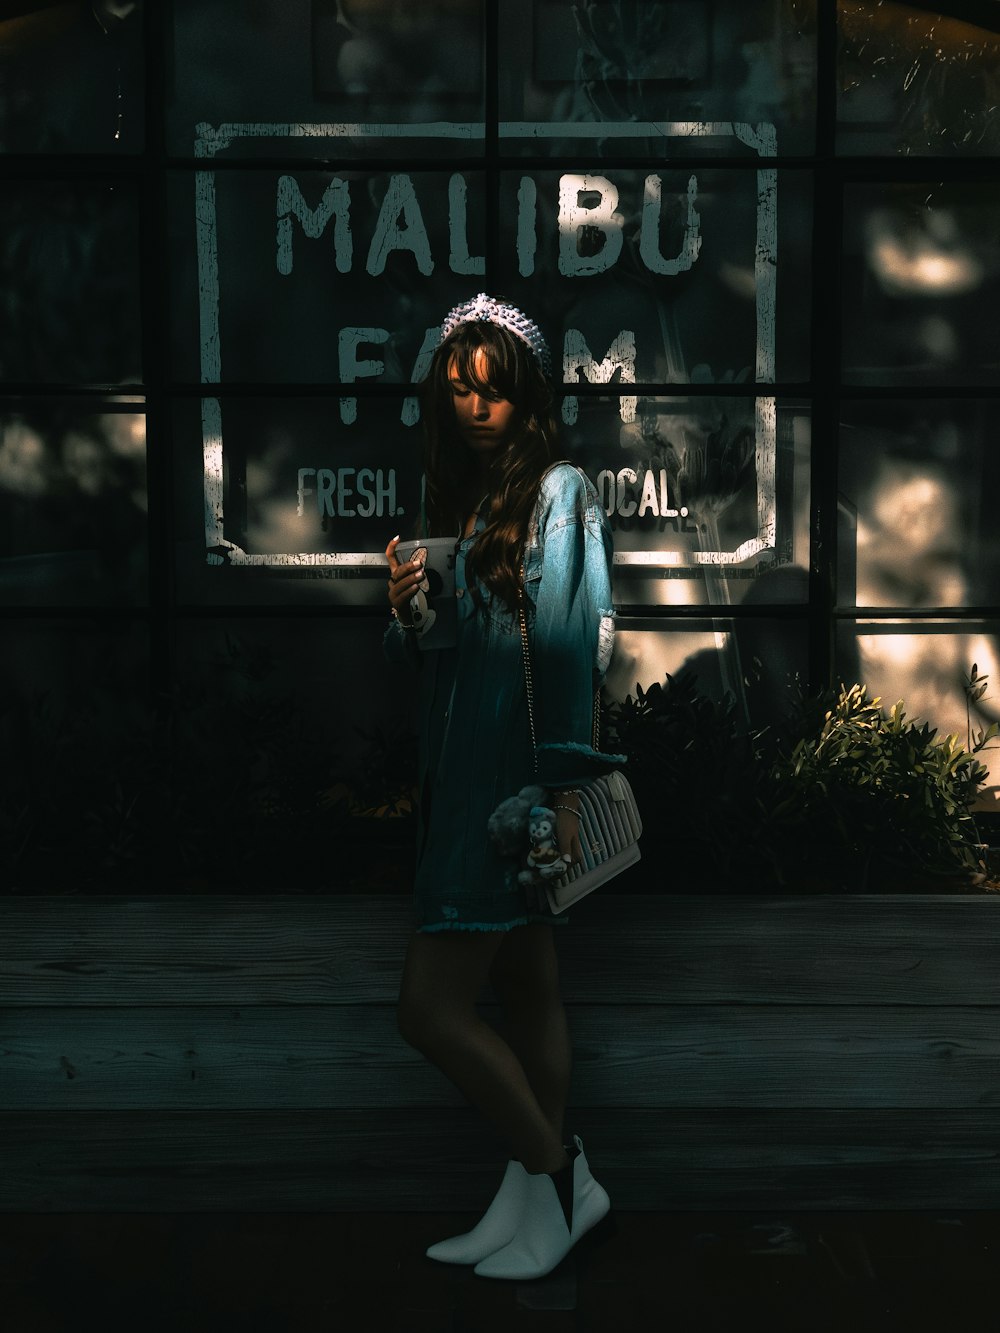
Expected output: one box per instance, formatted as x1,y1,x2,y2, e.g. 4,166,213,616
519,564,600,776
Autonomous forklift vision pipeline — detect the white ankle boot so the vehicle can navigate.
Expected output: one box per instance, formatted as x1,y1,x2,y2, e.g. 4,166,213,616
425,1158,529,1264
473,1134,614,1280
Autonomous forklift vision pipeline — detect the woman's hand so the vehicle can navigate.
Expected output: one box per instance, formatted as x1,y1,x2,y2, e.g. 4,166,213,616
552,791,583,868
385,535,427,626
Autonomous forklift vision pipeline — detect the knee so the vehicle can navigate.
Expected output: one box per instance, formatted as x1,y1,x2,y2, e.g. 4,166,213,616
397,994,472,1054
397,995,443,1052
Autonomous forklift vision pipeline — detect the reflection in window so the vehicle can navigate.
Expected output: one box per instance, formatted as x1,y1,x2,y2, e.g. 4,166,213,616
842,182,1000,385
0,179,142,385
172,392,810,611
168,0,483,157
0,405,147,606
608,616,809,737
170,169,485,384
837,0,1000,156
838,620,1000,795
838,401,1000,610
565,396,810,609
497,169,812,385
312,0,481,103
0,2,144,153
500,0,816,156
172,395,420,607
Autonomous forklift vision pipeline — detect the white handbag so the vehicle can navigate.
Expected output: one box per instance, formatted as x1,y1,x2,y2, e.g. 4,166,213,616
518,575,642,912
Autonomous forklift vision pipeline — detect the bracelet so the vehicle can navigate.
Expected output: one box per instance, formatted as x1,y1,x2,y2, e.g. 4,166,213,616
390,606,417,631
552,787,582,796
551,803,581,818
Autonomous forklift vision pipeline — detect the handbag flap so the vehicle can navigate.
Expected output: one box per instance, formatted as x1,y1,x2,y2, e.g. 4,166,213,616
591,779,627,851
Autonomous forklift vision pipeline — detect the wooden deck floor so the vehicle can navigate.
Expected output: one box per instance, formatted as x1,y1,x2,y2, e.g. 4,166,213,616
1,1208,995,1332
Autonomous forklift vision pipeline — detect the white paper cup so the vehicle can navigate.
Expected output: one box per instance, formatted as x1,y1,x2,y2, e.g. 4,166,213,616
396,536,458,650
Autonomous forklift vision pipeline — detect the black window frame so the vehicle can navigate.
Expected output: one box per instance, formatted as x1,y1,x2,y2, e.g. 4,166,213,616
0,0,997,709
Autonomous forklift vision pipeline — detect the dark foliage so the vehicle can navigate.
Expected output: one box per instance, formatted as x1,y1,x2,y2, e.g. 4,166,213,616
1,633,418,894
604,673,997,893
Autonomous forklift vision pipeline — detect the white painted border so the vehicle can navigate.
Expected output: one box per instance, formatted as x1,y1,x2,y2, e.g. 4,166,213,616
196,121,777,570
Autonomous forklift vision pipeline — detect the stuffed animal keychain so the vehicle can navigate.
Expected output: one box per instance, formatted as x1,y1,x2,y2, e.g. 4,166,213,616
518,805,569,888
487,785,571,886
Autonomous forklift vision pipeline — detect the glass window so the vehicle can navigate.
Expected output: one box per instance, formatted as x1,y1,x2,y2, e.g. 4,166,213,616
497,169,812,384
838,400,1000,610
842,181,1000,387
167,0,484,159
837,1,1000,157
0,179,142,385
0,3,144,154
8,0,997,885
168,168,486,384
169,161,810,386
609,615,809,735
836,619,1000,792
566,396,810,609
499,0,816,157
172,391,809,610
172,394,420,606
0,400,147,607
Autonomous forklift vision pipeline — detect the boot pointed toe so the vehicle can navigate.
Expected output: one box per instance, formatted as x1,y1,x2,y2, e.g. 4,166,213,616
425,1158,528,1265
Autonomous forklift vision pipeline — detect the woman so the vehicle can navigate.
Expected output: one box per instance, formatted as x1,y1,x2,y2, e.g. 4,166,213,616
383,294,620,1281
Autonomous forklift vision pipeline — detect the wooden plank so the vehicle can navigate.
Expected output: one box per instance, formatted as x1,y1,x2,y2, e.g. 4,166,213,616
4,894,1000,1006
4,1107,1000,1212
6,1004,1000,1111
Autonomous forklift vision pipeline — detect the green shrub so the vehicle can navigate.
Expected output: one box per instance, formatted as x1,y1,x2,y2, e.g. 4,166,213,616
605,676,997,891
771,683,995,885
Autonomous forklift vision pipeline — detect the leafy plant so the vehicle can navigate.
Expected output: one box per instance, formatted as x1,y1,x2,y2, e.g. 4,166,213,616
963,663,999,756
330,720,418,819
604,675,997,892
770,683,995,886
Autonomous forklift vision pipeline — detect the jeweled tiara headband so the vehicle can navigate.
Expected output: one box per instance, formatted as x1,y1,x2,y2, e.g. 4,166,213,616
438,293,552,379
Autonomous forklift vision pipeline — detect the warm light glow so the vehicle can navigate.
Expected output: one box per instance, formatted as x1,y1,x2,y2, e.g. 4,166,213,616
0,423,46,498
604,628,728,705
870,473,954,552
869,233,982,295
855,628,1000,789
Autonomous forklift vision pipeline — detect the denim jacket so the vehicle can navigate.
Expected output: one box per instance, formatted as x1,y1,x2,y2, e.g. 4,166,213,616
385,461,622,782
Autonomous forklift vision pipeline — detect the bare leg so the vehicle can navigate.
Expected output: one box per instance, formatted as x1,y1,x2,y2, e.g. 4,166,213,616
397,928,570,1175
488,923,572,1144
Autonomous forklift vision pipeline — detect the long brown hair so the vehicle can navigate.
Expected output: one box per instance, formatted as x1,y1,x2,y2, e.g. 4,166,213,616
419,319,563,616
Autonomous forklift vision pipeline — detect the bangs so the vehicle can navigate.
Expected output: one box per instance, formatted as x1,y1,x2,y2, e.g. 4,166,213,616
442,324,528,401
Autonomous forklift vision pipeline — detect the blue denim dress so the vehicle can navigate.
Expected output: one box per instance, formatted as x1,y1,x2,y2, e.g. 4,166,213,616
384,462,623,933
